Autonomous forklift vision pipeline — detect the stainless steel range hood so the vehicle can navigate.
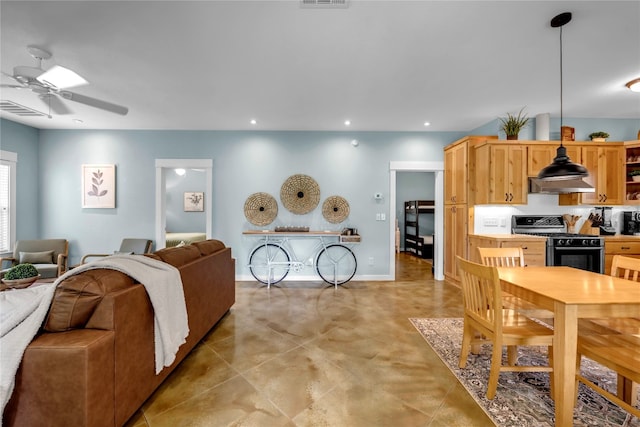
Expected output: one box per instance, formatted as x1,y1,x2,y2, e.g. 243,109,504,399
529,177,595,194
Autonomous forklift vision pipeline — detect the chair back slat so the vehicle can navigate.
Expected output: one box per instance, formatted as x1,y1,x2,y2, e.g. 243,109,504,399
477,246,525,267
610,255,640,283
457,256,502,332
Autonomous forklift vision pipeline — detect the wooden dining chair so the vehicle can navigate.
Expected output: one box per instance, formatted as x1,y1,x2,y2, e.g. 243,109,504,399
578,254,640,408
576,333,640,418
457,256,554,400
477,247,554,321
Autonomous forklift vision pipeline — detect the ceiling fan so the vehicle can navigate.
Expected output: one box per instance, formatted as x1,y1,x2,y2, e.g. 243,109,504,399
1,45,128,117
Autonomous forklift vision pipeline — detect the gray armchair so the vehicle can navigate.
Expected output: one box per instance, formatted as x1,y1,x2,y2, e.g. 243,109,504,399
81,238,153,264
0,239,69,279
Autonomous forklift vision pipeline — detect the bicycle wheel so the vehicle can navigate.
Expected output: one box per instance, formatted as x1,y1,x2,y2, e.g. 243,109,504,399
249,243,290,284
316,244,357,285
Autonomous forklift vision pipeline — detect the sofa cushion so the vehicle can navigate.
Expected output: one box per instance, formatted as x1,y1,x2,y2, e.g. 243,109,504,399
192,239,225,256
20,250,54,264
153,245,201,268
44,269,135,332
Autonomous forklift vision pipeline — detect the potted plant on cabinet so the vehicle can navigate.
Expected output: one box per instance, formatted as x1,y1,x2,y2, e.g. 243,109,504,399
589,131,609,142
499,108,529,140
630,170,640,182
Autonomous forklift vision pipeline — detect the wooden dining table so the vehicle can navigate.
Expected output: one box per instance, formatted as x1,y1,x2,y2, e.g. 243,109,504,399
496,266,640,427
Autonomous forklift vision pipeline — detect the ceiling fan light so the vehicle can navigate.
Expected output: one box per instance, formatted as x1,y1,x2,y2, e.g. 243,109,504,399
36,65,88,89
626,78,640,92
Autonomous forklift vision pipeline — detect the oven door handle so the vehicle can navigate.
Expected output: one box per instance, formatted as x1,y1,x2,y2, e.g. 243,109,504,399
551,246,604,252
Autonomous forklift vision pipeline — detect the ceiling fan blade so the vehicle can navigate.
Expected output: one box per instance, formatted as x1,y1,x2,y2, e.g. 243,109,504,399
38,94,73,115
59,90,128,116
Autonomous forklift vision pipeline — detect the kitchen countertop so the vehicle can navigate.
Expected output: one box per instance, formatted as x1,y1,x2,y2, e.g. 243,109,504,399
468,234,547,241
602,235,640,240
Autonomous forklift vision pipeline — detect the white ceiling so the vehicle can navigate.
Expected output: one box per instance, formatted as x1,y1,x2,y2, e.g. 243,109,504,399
1,0,639,132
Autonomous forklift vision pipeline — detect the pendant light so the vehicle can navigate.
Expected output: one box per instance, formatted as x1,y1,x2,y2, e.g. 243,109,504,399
537,12,589,181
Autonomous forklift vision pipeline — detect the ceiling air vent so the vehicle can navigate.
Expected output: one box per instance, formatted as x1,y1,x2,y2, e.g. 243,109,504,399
0,100,48,117
300,0,349,8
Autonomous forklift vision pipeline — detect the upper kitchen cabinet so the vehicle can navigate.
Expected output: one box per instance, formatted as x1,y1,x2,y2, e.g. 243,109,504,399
623,140,640,205
559,144,625,206
473,143,528,204
527,142,582,177
444,141,467,204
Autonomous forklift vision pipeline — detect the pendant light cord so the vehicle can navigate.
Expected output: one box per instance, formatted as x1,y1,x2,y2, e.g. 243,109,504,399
559,25,564,131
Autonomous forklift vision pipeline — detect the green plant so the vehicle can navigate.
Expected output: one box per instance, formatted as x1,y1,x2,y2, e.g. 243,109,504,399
499,107,529,137
589,131,610,139
630,170,640,176
3,263,39,280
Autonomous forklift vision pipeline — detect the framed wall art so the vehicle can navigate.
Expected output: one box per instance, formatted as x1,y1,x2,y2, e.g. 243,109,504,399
184,191,204,212
82,164,116,208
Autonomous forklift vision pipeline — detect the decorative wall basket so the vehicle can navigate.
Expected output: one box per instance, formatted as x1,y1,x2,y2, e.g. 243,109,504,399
322,195,350,223
244,192,278,226
280,174,320,215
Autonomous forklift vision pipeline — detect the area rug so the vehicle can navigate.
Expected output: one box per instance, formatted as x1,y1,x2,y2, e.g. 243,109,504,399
410,317,640,427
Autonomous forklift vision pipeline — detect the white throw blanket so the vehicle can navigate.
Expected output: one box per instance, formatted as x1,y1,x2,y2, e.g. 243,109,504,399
55,255,190,374
0,283,57,424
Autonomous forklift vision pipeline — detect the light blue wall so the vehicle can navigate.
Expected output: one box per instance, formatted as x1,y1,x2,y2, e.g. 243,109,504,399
7,115,640,277
472,117,640,141
0,119,40,240
35,127,463,277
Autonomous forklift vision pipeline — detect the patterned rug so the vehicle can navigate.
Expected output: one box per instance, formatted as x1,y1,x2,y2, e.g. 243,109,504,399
410,317,640,427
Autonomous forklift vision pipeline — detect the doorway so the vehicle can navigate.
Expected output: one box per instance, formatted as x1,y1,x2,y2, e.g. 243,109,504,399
155,159,213,249
389,161,444,280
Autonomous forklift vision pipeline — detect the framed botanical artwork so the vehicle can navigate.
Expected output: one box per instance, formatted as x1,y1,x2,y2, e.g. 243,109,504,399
184,191,204,212
82,164,116,208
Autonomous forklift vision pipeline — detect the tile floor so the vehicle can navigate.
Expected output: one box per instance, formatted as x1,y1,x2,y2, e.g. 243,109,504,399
126,254,493,426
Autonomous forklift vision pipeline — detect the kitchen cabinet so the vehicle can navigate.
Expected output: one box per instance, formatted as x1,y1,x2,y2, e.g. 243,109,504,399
444,141,467,204
527,143,582,177
559,144,625,206
444,203,468,282
603,236,640,275
474,143,527,204
623,140,640,205
468,234,547,266
444,135,498,283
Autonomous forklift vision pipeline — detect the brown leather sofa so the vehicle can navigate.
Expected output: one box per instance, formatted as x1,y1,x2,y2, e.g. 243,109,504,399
3,239,235,427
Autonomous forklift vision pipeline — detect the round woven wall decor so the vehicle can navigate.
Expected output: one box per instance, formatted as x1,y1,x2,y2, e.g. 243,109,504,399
244,192,278,226
280,174,320,215
322,195,350,223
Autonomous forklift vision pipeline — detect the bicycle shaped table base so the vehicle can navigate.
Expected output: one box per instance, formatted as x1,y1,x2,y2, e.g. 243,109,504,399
247,234,357,288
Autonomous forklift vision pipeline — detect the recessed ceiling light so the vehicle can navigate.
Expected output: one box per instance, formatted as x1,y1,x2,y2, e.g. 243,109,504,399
423,121,431,127
344,120,351,126
250,119,257,125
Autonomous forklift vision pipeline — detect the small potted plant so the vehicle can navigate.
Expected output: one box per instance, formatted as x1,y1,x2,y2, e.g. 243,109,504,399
499,107,529,140
589,131,609,142
1,263,40,288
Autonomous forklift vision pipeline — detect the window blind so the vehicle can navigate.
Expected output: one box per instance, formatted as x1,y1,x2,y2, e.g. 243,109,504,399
0,163,9,252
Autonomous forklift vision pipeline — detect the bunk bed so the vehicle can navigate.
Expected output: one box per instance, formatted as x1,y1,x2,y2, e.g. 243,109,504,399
404,200,434,259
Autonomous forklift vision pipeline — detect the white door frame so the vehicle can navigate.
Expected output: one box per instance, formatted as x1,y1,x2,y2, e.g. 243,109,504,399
155,159,213,249
389,161,444,281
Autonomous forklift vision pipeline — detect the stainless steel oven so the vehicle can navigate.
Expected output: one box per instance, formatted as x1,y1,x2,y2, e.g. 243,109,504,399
512,215,605,274
546,236,604,274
